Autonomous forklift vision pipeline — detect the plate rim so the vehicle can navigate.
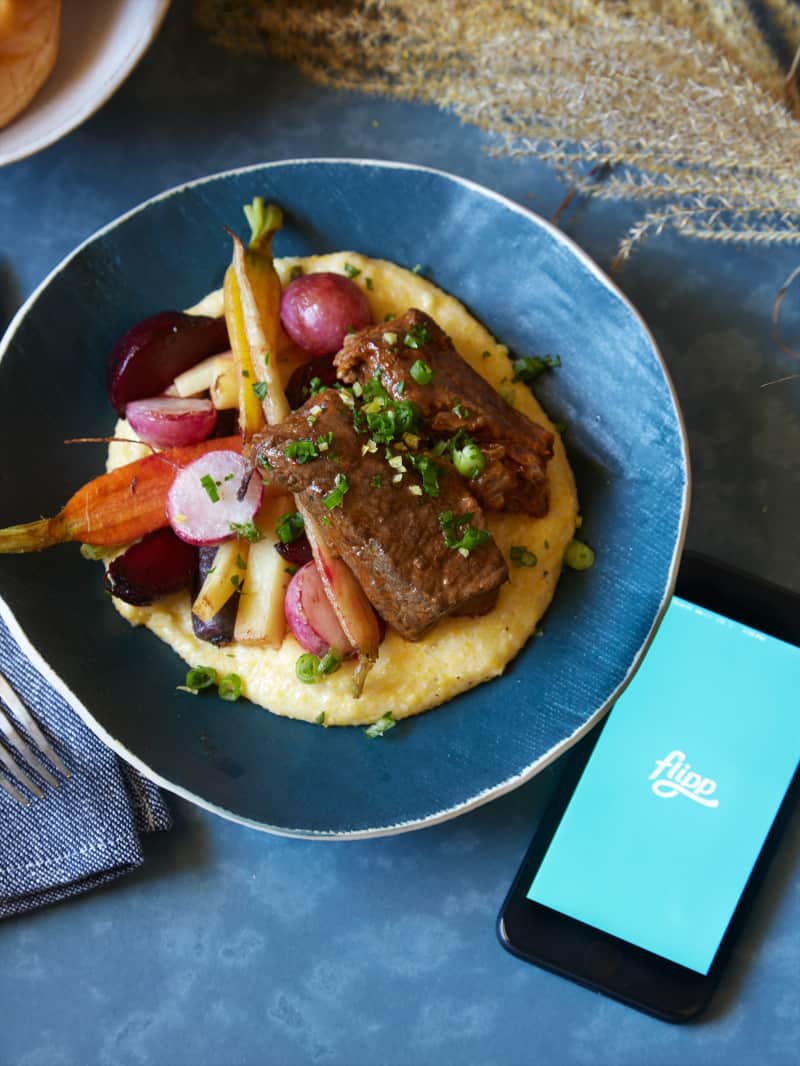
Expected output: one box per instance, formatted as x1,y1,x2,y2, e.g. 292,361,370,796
0,157,691,838
0,0,172,168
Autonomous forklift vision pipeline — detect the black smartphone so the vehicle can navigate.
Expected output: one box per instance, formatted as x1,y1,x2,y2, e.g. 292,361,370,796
497,552,800,1022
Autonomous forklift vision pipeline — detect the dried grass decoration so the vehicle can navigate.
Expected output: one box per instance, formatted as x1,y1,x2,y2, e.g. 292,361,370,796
194,0,800,265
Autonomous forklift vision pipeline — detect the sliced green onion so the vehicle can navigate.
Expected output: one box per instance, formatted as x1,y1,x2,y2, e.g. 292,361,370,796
323,473,349,510
296,653,320,684
452,441,485,479
285,440,319,464
252,381,267,400
317,649,342,676
364,713,397,738
564,538,596,571
185,666,218,691
510,545,538,568
344,262,361,279
218,673,242,701
512,354,561,385
409,359,434,385
200,474,220,503
403,323,431,349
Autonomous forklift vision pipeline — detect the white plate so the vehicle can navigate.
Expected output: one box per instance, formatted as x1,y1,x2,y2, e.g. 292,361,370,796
0,0,170,167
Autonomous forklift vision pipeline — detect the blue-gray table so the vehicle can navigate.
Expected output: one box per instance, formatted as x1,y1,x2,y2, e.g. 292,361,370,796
1,4,798,1063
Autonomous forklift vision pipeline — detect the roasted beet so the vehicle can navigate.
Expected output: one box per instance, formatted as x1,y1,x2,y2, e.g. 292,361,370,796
191,546,238,646
108,311,229,416
274,536,313,567
285,354,338,410
103,528,198,605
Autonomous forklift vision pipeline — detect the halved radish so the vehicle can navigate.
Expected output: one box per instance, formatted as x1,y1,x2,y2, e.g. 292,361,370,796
285,561,352,657
125,397,218,448
167,451,262,546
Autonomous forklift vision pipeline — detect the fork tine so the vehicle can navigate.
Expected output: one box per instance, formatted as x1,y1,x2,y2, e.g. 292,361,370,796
0,672,70,779
0,706,60,787
0,724,44,798
0,771,30,806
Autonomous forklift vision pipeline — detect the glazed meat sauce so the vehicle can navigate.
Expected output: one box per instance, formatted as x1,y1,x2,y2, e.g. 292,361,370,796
335,310,555,515
248,390,508,641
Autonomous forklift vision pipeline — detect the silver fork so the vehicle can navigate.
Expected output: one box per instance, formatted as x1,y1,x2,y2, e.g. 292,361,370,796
0,671,70,806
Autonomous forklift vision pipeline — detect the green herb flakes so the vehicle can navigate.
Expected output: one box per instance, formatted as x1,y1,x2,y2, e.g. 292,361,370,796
276,511,305,544
323,473,349,510
218,673,243,702
403,322,432,349
285,439,319,464
252,381,268,400
511,354,561,385
200,474,220,503
510,545,538,568
438,511,492,554
409,359,434,385
364,713,397,738
344,262,361,279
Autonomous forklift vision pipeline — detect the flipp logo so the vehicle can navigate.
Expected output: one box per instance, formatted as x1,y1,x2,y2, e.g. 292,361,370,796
649,750,719,808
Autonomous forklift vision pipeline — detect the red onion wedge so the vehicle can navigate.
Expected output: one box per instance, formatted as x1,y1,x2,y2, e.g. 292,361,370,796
167,451,263,546
284,561,353,657
125,397,218,449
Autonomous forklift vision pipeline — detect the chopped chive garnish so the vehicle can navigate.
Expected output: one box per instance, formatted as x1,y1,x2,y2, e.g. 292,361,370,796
235,553,248,570
451,401,470,419
411,263,422,274
290,264,303,280
409,359,434,385
218,673,243,702
510,545,538,568
564,539,596,571
315,711,326,725
318,649,342,676
452,440,485,480
365,277,374,290
276,511,305,544
264,351,271,365
252,381,268,400
408,454,441,497
200,474,220,503
364,713,397,738
323,473,349,510
481,350,491,359
438,511,491,554
296,653,320,684
285,439,319,463
185,666,217,692
344,262,361,279
403,322,431,349
230,574,243,590
228,522,263,545
371,474,383,488
512,354,561,385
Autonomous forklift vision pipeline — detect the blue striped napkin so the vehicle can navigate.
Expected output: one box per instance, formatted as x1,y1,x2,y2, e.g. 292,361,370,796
0,614,171,918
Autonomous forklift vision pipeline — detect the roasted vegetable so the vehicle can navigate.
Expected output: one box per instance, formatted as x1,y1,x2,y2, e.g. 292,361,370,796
0,436,242,553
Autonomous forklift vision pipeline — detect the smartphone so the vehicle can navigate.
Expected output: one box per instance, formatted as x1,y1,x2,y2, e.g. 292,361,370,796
497,552,800,1022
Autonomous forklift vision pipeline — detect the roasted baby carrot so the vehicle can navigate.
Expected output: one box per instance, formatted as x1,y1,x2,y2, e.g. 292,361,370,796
0,436,242,552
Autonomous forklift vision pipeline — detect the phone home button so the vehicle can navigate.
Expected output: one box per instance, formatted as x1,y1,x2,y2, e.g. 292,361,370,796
583,940,622,981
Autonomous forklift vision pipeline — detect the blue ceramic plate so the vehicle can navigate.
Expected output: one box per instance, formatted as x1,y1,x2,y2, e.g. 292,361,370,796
0,160,689,837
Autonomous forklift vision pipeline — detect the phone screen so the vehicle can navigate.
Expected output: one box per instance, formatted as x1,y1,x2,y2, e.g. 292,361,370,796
526,596,800,975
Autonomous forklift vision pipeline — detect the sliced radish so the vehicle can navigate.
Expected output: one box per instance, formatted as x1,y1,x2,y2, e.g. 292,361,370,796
167,451,263,546
284,561,353,657
126,397,218,449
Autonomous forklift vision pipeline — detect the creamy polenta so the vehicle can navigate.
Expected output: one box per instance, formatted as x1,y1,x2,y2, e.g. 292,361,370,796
106,254,579,726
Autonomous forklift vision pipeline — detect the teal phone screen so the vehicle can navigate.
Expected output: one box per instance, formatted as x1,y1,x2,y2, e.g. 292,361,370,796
527,596,800,974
